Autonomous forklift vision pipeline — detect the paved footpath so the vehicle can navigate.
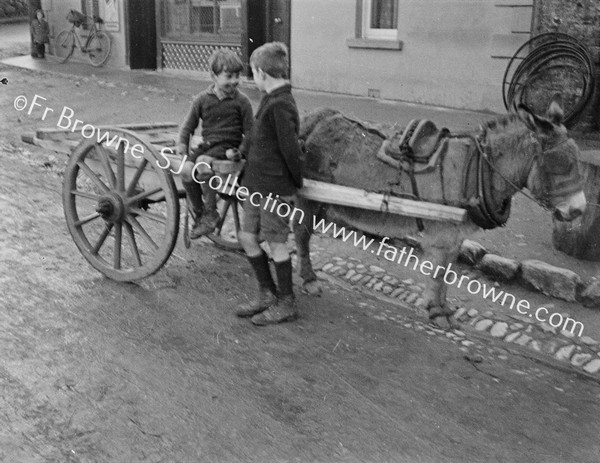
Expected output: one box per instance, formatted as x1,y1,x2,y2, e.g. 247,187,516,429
292,235,600,381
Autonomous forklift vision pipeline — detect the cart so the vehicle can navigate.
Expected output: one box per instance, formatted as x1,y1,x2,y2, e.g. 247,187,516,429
23,123,467,282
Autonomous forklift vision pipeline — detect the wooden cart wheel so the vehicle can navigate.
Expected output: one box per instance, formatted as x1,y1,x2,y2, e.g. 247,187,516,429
205,161,245,251
207,193,244,251
62,128,179,281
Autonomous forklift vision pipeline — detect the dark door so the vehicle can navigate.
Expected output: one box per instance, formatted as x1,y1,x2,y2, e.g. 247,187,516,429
127,0,156,69
242,0,290,78
267,0,290,47
266,0,291,77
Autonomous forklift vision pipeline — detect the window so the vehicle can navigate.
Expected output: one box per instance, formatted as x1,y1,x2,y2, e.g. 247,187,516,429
161,0,241,43
347,0,402,50
364,0,398,39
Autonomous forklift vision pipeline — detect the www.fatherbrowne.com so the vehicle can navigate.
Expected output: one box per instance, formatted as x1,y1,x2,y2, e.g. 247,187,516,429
310,217,585,337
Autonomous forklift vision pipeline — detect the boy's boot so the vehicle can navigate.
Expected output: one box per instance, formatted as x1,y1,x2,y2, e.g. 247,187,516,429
191,180,220,237
183,180,205,239
236,252,277,317
251,259,298,325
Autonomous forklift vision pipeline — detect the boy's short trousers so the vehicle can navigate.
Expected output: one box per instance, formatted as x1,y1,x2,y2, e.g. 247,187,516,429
189,141,235,163
241,194,297,243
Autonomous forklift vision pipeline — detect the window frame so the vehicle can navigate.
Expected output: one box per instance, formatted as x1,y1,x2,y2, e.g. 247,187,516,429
346,0,403,50
363,0,399,40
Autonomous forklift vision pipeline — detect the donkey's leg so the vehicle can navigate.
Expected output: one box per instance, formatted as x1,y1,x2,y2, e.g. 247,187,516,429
422,245,460,329
292,197,322,296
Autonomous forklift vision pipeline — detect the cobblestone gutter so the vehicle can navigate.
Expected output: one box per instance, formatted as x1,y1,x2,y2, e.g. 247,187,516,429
293,242,600,380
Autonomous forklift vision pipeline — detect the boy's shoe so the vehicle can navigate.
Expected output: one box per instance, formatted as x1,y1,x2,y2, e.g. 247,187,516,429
251,295,298,325
189,214,203,239
235,288,277,318
189,211,219,239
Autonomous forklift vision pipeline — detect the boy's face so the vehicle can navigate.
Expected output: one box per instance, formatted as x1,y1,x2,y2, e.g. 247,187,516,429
212,70,240,97
36,11,44,20
251,65,266,92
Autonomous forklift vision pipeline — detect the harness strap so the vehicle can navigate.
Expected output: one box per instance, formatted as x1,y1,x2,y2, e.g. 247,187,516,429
462,135,512,229
396,123,425,231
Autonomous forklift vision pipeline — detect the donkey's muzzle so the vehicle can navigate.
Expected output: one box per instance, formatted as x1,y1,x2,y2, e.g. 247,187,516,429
553,190,586,222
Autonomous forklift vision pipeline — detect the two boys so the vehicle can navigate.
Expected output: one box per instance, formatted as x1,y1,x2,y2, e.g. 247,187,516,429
179,43,303,325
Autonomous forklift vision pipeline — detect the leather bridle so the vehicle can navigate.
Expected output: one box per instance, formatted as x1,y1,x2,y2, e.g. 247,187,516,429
462,131,580,229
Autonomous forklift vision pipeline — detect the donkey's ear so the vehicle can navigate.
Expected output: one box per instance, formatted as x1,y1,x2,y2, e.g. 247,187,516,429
546,94,564,125
517,103,553,132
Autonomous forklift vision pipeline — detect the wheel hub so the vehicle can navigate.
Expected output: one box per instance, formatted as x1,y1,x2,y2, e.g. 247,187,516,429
96,192,126,222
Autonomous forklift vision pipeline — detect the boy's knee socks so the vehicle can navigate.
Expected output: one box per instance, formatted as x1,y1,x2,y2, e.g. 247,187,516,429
204,185,218,213
248,252,276,294
274,259,294,297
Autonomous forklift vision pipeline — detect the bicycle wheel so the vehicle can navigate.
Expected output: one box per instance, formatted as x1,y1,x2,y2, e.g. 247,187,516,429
54,30,75,63
87,31,111,67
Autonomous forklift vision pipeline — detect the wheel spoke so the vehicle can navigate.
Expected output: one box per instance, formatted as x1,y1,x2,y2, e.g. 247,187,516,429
126,186,163,205
126,215,159,251
116,143,125,191
124,222,142,267
70,189,101,201
232,201,240,230
113,222,122,270
74,212,101,227
91,223,113,255
215,199,232,233
129,207,167,224
77,161,110,193
126,158,148,196
95,144,116,187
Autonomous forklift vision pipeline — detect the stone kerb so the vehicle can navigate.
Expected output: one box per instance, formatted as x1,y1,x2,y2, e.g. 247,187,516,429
459,240,598,307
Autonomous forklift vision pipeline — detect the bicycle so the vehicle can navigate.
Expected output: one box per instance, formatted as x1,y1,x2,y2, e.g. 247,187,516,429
54,10,111,67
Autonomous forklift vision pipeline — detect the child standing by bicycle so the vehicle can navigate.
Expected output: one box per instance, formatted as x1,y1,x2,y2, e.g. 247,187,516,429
31,9,49,59
236,42,304,326
178,49,253,238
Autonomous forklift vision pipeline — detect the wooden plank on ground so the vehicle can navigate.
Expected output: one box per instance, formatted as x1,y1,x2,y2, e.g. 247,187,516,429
31,136,77,155
36,122,179,139
298,179,467,223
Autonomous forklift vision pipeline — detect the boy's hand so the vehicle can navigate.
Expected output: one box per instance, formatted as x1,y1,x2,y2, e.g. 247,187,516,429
225,148,242,162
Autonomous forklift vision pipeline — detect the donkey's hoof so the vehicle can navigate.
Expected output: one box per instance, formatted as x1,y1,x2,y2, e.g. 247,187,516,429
446,315,462,330
429,315,452,329
428,305,457,330
302,279,322,296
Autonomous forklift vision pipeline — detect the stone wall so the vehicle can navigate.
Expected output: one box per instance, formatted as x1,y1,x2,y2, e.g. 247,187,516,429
533,0,600,131
0,0,28,19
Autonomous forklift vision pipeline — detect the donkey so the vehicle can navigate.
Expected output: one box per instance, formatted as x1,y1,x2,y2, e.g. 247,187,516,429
292,97,586,328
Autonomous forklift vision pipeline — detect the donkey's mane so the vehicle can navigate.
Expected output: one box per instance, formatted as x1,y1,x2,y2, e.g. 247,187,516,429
480,113,523,137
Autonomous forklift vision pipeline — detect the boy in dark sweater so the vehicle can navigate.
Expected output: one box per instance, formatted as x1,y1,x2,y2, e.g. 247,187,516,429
236,42,304,325
178,50,253,238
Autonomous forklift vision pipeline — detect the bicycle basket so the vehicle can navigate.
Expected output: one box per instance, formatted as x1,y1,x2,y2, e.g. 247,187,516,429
66,10,87,27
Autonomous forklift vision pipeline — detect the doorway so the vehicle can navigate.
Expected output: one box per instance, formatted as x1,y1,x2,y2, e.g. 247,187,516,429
127,0,156,69
242,0,290,78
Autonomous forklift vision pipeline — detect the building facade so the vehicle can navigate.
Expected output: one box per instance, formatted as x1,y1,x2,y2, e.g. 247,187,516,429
290,0,534,113
36,1,599,118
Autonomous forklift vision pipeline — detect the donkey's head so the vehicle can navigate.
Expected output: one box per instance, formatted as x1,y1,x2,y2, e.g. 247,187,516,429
515,96,586,221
